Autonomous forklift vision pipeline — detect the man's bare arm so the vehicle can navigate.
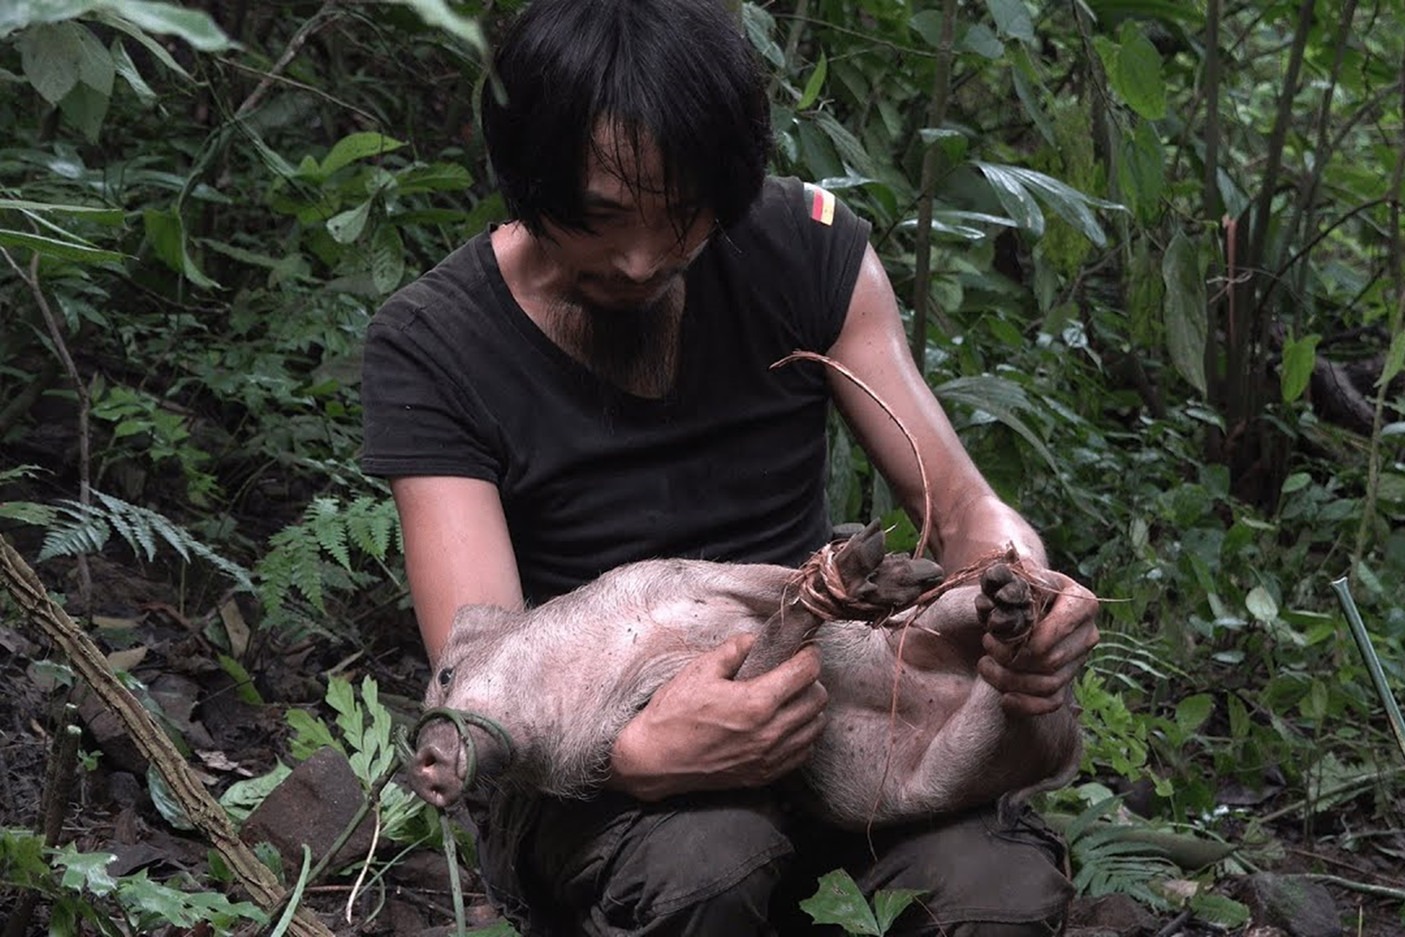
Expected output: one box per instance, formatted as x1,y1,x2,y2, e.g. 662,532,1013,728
825,245,1100,716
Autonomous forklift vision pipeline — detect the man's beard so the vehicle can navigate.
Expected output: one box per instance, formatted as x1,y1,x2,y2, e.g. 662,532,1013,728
549,279,684,398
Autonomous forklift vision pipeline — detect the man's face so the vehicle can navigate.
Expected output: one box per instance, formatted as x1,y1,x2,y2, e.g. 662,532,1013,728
538,124,716,312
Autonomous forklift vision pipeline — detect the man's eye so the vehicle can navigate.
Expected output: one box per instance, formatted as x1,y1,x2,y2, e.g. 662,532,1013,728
438,667,454,687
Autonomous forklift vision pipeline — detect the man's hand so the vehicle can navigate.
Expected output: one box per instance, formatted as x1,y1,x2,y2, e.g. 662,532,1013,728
608,634,828,801
977,570,1099,717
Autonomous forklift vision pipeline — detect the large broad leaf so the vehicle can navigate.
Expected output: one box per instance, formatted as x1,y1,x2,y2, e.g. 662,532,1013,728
985,0,1034,42
110,37,156,103
395,0,485,52
800,869,880,935
142,208,218,288
935,374,1059,470
1096,24,1167,120
1119,119,1165,223
976,162,1122,245
17,21,83,103
326,199,373,244
0,227,121,262
319,131,407,179
98,0,233,51
0,0,95,39
0,198,124,224
1161,230,1208,395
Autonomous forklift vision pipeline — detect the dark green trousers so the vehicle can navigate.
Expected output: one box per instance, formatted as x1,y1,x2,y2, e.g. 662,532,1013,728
470,787,1072,936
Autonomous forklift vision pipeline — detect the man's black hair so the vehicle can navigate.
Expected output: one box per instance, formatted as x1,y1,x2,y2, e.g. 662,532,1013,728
482,0,773,236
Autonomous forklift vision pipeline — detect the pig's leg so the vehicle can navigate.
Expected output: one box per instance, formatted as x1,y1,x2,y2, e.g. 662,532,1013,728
734,522,941,680
886,565,1079,820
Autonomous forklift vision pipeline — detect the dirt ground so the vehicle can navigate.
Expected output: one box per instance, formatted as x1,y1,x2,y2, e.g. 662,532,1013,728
2,543,1403,936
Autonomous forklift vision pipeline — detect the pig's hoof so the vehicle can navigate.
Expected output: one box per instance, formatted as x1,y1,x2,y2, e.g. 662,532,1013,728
833,521,944,609
975,563,1033,643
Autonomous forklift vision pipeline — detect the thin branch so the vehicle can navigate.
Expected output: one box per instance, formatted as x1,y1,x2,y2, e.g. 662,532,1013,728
235,0,343,118
908,0,958,371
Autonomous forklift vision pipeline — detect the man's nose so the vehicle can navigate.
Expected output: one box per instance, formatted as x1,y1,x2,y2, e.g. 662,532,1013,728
611,233,674,282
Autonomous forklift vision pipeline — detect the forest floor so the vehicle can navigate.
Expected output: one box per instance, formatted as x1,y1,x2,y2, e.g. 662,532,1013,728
1,490,1403,935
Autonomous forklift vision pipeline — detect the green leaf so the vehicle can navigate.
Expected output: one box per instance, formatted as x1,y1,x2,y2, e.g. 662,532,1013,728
59,79,110,142
110,37,156,103
0,227,121,262
1246,585,1278,623
909,10,947,48
741,3,784,67
320,131,407,178
72,19,113,93
394,0,485,52
801,869,881,935
1175,693,1213,733
977,162,1120,245
393,161,473,194
0,0,98,39
935,374,1059,470
1190,893,1251,927
98,0,234,51
797,51,827,110
92,9,191,79
143,208,219,288
1377,331,1405,388
286,709,339,761
53,844,118,895
960,22,1004,58
1120,120,1164,223
985,0,1034,42
1161,230,1207,395
975,163,1044,235
217,654,265,705
872,887,924,932
18,21,84,104
1110,22,1166,119
370,223,405,294
147,765,194,830
220,762,292,820
0,198,124,224
327,199,373,244
1280,333,1320,402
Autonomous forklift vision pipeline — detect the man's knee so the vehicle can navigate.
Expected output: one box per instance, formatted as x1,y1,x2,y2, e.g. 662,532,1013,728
524,790,794,935
594,795,793,932
850,807,1072,936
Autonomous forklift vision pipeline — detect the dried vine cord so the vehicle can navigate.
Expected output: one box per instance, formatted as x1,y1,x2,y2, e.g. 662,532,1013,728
771,350,935,558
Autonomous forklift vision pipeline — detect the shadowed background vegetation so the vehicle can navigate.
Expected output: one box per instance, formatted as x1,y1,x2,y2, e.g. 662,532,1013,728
1,0,1402,931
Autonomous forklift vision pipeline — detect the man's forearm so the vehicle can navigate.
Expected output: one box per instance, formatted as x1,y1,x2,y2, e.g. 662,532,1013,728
922,491,1046,570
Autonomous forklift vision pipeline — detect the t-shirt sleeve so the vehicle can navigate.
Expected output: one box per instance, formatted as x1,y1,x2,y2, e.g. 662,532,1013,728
359,299,504,483
785,178,873,352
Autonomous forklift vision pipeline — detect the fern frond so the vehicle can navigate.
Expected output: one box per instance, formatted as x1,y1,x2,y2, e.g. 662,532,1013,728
36,493,252,591
345,496,395,560
306,497,351,570
38,511,111,561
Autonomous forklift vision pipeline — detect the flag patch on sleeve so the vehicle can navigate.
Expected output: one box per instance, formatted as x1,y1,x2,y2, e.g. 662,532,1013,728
805,183,835,226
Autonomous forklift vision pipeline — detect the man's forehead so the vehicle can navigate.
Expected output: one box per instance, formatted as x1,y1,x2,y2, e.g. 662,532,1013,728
584,121,672,202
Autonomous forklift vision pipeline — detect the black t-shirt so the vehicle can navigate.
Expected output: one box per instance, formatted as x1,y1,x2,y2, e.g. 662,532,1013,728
360,176,871,604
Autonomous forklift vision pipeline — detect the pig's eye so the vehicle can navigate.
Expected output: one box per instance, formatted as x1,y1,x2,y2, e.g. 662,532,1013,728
437,667,454,688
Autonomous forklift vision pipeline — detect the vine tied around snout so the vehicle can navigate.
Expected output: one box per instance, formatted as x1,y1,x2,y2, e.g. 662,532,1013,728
408,707,518,796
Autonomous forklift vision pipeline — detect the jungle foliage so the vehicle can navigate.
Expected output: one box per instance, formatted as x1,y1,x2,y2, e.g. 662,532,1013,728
1,0,1403,930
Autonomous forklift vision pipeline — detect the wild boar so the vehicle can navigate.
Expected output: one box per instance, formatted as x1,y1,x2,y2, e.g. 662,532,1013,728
408,522,1081,828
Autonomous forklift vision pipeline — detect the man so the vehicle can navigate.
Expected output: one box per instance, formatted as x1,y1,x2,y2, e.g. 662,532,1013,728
360,0,1100,933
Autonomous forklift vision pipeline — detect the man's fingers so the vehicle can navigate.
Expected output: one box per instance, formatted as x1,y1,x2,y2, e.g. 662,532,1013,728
978,654,1082,700
696,633,757,678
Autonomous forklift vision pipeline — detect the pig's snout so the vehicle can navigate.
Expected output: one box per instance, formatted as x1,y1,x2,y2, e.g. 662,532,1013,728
410,720,467,808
